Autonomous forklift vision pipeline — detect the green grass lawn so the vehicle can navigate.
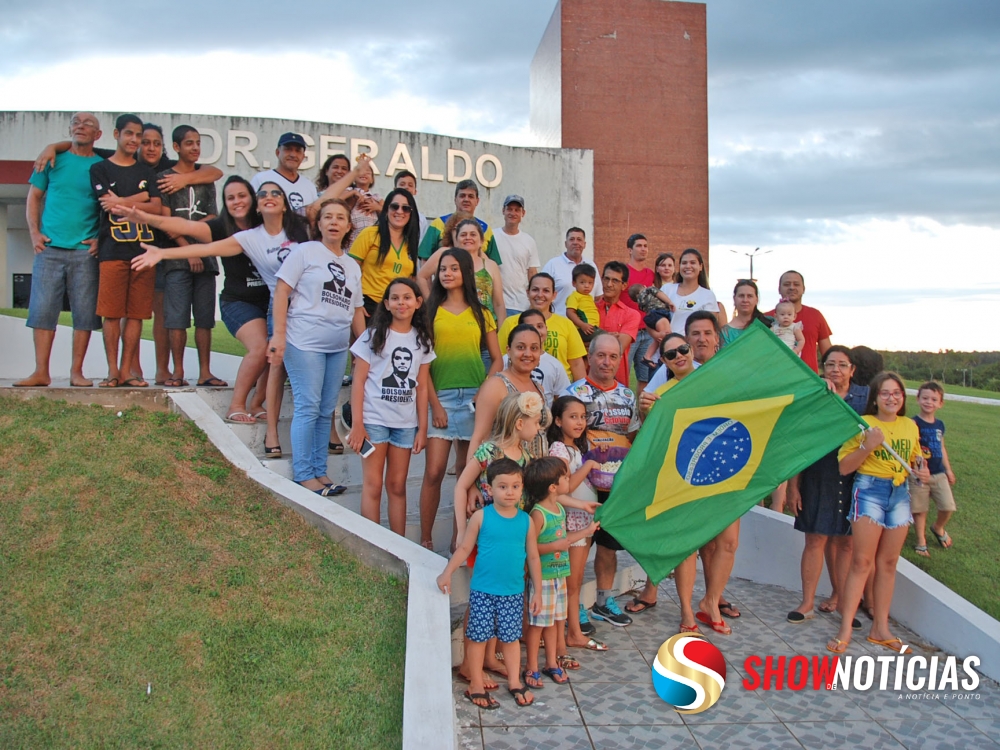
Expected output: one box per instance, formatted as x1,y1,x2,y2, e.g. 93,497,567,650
0,396,405,749
903,378,999,401
897,398,1000,620
1,308,246,357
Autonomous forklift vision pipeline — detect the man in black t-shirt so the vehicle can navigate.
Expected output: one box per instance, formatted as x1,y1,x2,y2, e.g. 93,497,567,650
89,113,163,388
158,125,227,388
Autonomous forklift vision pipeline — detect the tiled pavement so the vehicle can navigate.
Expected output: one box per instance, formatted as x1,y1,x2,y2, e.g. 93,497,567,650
455,577,1000,749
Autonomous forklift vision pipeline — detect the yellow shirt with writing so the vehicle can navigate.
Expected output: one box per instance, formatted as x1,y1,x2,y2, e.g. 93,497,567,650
838,414,920,486
497,312,587,380
348,225,415,301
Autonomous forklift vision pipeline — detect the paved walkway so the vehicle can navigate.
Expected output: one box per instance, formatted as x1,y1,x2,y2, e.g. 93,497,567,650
454,576,1000,749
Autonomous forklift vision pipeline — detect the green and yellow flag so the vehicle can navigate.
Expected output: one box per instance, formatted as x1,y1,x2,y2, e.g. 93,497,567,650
595,321,865,583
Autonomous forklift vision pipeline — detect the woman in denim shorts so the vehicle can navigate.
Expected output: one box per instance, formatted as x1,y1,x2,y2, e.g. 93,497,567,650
827,372,930,655
418,249,500,549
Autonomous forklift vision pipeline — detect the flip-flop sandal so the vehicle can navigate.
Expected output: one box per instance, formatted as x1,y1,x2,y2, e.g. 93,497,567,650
931,529,952,548
557,654,580,671
695,611,731,635
719,602,741,619
163,378,188,387
522,670,545,689
197,377,228,387
251,411,268,421
464,690,499,710
120,378,148,387
579,638,608,651
263,445,282,459
818,600,838,613
98,377,119,388
541,666,569,684
827,638,848,654
624,597,657,614
508,686,534,707
914,545,930,557
225,412,256,424
320,484,347,496
328,442,345,455
679,623,700,633
867,636,906,653
454,669,499,692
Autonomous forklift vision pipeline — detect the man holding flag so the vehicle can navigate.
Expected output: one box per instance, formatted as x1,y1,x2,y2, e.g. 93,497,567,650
596,318,865,635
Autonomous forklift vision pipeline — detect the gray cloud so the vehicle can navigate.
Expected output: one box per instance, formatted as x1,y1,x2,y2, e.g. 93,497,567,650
705,0,1000,244
4,0,999,249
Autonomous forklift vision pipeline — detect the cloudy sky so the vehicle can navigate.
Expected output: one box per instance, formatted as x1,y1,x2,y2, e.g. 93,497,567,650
3,0,998,351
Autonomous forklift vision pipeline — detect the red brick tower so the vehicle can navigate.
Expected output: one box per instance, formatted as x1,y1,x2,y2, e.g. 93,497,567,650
531,0,709,274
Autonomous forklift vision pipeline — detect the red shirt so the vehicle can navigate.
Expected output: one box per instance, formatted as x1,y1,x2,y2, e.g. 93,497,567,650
765,303,831,373
623,264,655,311
597,296,643,386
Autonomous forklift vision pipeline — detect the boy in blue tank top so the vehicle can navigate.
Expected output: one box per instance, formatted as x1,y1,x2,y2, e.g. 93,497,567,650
521,457,600,690
438,458,542,709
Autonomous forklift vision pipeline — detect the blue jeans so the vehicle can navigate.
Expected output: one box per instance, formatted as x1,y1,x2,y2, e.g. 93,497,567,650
283,343,348,482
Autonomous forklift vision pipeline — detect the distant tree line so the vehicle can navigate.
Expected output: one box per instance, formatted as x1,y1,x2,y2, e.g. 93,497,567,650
880,350,1000,392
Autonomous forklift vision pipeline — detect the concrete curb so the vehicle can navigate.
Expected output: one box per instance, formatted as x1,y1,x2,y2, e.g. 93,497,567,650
736,506,1000,683
168,392,456,750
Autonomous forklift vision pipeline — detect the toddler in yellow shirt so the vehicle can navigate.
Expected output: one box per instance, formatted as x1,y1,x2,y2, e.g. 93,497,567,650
565,264,604,345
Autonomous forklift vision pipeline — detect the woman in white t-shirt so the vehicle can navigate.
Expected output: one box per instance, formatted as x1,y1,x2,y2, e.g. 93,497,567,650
347,278,435,535
268,199,366,495
133,180,310,457
661,248,720,335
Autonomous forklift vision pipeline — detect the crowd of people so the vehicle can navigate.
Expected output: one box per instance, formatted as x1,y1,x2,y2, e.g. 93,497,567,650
18,112,959,710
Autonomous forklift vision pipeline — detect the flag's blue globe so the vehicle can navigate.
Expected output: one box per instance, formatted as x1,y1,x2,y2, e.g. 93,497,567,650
675,417,752,486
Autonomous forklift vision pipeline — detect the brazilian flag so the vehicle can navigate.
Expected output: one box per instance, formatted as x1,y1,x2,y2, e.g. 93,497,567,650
595,321,865,584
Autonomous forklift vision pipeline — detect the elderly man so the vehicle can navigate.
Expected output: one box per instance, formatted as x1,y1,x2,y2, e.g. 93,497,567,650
564,333,641,628
15,112,104,388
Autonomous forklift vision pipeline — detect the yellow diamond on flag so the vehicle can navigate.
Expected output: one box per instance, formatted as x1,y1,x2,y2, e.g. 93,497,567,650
646,394,795,520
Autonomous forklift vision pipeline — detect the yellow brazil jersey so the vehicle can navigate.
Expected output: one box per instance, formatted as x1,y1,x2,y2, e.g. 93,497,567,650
348,225,415,301
566,290,600,325
497,312,586,380
416,213,502,265
838,414,921,486
431,306,497,390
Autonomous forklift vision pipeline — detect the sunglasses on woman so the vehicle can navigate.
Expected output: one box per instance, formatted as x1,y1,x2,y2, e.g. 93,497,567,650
663,344,691,361
388,202,413,214
255,189,283,198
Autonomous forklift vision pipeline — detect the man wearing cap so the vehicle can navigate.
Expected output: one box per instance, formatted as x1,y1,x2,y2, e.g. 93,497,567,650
492,195,540,316
417,179,502,265
250,133,318,216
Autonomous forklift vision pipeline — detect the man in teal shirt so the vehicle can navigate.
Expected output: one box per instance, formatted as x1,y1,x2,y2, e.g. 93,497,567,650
15,112,104,387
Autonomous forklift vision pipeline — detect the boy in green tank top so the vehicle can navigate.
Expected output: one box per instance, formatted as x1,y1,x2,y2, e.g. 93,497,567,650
522,457,599,689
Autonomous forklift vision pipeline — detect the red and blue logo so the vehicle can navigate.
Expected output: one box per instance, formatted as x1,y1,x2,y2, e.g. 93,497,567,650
651,633,727,714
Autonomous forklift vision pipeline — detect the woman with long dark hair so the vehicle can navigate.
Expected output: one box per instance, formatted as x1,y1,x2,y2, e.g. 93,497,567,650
117,176,268,422
827,372,929,654
660,248,720,334
418,249,500,549
132,181,309,456
349,187,420,318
